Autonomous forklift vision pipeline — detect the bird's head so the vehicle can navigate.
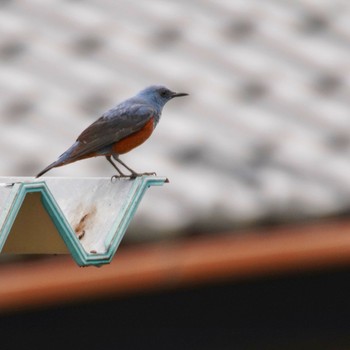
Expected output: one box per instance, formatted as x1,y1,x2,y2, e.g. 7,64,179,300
137,85,188,109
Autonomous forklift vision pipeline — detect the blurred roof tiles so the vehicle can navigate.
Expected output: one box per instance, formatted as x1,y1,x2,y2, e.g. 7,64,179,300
1,0,350,239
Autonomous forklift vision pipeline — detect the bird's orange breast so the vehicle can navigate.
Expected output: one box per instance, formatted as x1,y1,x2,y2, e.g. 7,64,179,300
113,117,155,154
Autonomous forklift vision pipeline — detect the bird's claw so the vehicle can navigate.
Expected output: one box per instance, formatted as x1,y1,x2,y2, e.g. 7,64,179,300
111,172,157,182
111,174,131,182
130,171,157,178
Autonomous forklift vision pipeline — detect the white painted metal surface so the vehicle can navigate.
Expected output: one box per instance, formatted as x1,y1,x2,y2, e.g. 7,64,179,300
0,176,167,266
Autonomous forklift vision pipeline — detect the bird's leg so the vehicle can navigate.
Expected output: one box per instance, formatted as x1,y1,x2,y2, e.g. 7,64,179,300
113,155,156,179
115,157,139,178
105,156,130,180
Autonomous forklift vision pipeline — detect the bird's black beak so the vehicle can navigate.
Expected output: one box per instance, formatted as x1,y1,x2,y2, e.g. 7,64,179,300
172,92,189,98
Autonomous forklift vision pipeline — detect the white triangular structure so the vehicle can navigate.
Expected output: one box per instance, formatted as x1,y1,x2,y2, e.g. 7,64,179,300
0,176,167,266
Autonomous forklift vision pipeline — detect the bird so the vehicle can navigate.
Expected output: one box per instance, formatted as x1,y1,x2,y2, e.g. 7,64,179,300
36,85,188,178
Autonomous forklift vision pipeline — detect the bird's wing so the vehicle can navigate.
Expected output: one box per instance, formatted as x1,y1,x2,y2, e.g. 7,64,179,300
68,103,155,160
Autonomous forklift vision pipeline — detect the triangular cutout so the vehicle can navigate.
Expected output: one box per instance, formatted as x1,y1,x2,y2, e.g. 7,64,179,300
2,192,69,254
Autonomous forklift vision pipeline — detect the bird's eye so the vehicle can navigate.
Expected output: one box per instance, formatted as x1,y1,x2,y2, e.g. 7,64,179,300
160,90,167,97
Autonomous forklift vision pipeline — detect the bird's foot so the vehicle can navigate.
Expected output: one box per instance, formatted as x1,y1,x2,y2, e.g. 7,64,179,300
111,174,133,182
111,172,157,182
129,171,157,179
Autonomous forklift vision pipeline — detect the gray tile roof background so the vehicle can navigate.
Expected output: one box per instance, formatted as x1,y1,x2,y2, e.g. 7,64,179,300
1,0,350,240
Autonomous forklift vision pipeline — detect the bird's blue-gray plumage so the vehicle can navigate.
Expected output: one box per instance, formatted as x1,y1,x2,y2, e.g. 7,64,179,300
36,85,188,178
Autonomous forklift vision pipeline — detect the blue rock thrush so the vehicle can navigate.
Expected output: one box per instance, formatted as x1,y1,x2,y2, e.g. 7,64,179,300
36,85,188,178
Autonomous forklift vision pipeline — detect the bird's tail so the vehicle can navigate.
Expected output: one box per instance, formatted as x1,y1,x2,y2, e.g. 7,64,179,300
36,160,62,178
35,142,80,178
